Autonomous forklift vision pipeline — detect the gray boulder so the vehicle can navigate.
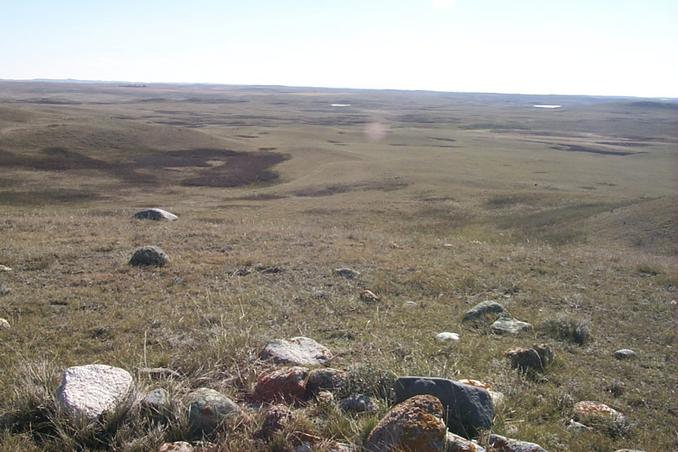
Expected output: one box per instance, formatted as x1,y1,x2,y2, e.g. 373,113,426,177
393,376,494,438
129,246,169,267
487,434,547,451
187,387,240,433
491,316,532,335
614,349,636,360
133,208,178,221
339,394,376,413
462,301,505,322
260,337,333,366
56,364,134,421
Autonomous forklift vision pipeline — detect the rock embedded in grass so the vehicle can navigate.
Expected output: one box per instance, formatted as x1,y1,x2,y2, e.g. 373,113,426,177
462,300,505,322
56,364,134,421
614,349,636,360
159,441,194,452
255,404,294,440
365,394,447,451
260,336,333,366
436,332,460,342
573,401,628,433
0,265,12,272
306,367,348,394
393,376,494,438
487,433,547,451
339,394,376,413
334,267,360,279
0,318,9,330
129,246,169,267
458,379,505,409
133,208,178,221
505,344,554,372
359,289,380,302
141,387,171,414
187,387,240,434
491,316,532,335
253,366,309,403
0,284,10,296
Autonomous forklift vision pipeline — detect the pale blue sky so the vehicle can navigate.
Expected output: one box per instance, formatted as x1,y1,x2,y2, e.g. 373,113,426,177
2,0,677,97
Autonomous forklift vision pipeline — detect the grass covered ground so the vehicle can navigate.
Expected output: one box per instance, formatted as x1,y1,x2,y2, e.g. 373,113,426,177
0,81,676,451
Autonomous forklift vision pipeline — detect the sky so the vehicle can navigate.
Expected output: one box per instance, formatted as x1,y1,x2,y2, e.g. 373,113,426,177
1,0,677,97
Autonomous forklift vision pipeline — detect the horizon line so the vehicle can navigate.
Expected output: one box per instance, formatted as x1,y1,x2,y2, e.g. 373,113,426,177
1,77,677,101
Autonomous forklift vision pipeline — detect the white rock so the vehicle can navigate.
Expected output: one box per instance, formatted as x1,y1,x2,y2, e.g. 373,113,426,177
56,364,134,421
0,318,10,330
133,208,178,221
436,332,460,342
260,337,333,366
614,349,636,360
0,265,12,272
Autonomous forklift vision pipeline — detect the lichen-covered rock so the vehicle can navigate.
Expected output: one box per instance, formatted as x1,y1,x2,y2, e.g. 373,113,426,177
446,431,486,451
56,364,134,421
364,395,447,451
306,368,348,394
129,246,169,267
491,316,532,335
255,404,293,440
462,301,505,322
253,366,309,403
187,388,240,433
505,344,554,372
260,337,332,366
134,208,178,221
394,377,494,438
573,401,627,433
487,434,547,451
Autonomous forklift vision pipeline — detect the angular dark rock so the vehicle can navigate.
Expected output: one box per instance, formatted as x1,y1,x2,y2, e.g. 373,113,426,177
393,376,494,438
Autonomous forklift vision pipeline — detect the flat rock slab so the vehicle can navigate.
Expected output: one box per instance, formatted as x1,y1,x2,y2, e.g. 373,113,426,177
260,336,333,366
129,246,169,267
56,364,134,421
133,208,178,221
394,376,494,438
462,301,505,322
187,388,240,433
488,434,547,451
365,394,447,451
491,317,532,335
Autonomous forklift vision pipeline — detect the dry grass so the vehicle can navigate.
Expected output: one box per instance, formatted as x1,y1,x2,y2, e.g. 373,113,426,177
0,81,676,451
